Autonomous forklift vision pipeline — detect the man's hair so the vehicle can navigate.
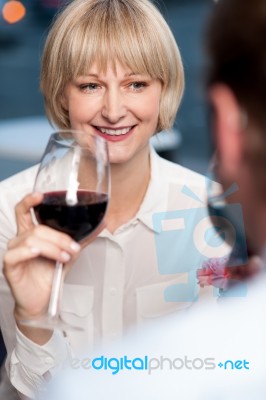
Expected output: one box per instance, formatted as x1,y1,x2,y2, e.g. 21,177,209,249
206,0,266,193
41,0,184,132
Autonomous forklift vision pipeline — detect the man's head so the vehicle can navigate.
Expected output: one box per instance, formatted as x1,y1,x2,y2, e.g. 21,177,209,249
206,0,266,253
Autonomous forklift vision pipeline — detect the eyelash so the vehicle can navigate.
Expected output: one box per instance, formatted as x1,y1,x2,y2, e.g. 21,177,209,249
79,81,148,93
129,81,147,91
80,83,99,92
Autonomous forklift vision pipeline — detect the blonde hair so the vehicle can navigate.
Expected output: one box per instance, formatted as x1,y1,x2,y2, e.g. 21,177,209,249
41,0,184,132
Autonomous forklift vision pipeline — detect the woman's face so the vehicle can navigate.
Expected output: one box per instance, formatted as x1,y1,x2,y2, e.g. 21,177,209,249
62,62,162,165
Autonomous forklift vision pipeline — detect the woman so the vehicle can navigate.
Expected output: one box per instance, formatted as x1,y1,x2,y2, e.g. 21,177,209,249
0,0,209,397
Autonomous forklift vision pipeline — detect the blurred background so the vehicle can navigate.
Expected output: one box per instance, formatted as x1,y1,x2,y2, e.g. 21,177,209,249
0,0,213,181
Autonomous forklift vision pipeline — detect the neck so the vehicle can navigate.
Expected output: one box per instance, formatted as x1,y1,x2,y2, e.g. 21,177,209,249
106,146,151,232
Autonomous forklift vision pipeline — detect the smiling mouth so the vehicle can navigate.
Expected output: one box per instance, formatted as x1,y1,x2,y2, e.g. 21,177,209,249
95,126,135,136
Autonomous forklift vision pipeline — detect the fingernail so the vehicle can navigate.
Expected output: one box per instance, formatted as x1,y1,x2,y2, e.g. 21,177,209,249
61,251,71,262
31,247,40,254
70,242,81,252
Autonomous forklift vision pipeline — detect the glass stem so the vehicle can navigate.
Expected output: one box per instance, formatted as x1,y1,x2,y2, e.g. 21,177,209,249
48,261,63,319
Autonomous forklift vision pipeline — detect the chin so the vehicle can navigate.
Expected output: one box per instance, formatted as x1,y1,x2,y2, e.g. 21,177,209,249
109,155,132,165
108,142,150,166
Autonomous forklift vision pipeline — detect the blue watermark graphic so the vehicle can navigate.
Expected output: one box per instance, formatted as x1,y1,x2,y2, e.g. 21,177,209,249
153,179,248,302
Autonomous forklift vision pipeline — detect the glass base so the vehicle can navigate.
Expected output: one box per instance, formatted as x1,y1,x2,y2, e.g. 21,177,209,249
19,316,83,332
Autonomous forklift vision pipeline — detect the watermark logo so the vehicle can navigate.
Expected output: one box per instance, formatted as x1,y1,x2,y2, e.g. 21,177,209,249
148,356,215,373
71,355,148,375
217,359,249,370
152,180,248,301
69,355,250,375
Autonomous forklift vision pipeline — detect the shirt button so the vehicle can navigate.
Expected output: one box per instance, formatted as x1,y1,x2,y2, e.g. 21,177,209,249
110,287,118,296
44,356,54,364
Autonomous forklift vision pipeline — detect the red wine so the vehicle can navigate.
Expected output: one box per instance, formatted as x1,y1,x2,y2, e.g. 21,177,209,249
34,190,108,242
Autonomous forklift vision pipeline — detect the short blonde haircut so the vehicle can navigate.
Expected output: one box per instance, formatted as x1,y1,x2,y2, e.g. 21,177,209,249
41,0,184,132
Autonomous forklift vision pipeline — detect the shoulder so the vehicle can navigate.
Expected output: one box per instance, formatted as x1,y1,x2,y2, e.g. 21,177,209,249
153,152,208,206
0,165,38,196
0,165,38,239
156,154,205,185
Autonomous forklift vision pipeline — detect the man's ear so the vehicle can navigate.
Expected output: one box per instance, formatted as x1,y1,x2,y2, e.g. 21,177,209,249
209,84,243,179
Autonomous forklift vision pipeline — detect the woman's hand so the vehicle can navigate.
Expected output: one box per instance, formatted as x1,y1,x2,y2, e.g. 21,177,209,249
3,193,81,341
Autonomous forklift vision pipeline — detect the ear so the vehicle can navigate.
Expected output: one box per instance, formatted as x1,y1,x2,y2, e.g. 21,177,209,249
209,84,244,179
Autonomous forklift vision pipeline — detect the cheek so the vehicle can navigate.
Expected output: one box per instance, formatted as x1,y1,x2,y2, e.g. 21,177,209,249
138,94,161,125
145,101,160,126
68,100,97,123
148,89,161,122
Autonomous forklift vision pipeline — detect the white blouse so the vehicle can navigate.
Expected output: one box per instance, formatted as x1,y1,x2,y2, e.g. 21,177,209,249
0,149,215,398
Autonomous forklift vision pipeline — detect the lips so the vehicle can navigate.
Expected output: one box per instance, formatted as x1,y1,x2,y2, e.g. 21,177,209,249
93,125,136,142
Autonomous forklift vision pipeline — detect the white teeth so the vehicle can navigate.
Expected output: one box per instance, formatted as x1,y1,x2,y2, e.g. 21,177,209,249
98,127,132,136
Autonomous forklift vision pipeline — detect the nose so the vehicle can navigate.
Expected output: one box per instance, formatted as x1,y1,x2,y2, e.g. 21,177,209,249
101,87,127,123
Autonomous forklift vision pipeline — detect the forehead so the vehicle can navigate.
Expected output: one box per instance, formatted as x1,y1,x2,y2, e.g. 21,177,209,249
77,61,151,79
70,47,158,81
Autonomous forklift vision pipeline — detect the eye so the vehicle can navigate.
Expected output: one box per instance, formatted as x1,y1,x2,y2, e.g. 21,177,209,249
80,83,100,92
129,81,147,91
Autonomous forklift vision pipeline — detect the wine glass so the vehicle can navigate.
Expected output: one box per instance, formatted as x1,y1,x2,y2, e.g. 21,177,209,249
206,155,248,265
20,130,110,330
205,155,249,294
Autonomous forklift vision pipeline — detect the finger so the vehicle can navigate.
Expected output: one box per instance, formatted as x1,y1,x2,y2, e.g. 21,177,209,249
197,268,206,276
197,267,211,277
249,255,263,274
33,225,81,255
4,246,41,269
197,277,210,287
9,225,81,256
15,193,43,234
5,237,73,266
